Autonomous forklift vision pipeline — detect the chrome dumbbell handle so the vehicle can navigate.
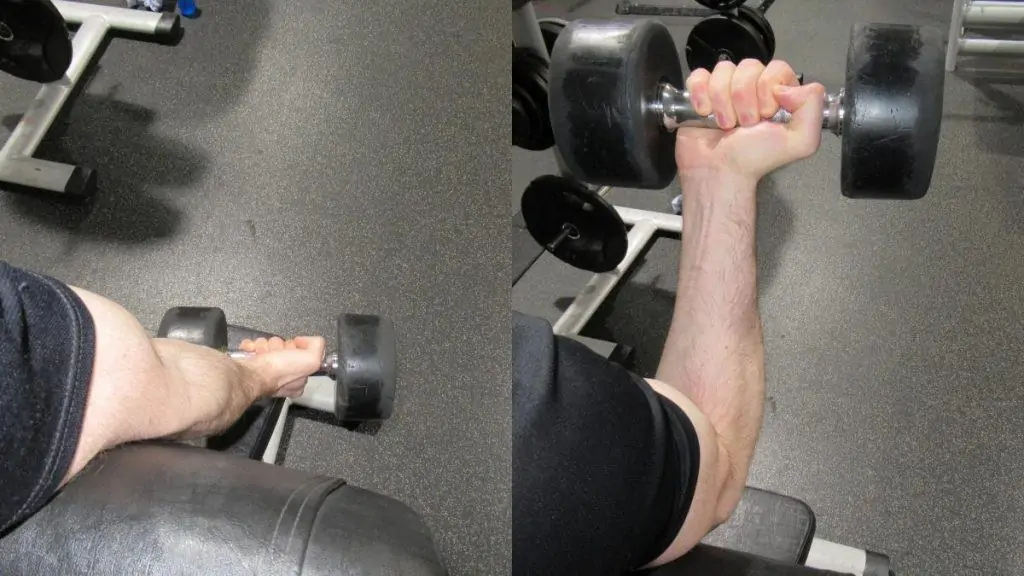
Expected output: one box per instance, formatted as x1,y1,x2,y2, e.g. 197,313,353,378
228,350,340,378
653,83,845,135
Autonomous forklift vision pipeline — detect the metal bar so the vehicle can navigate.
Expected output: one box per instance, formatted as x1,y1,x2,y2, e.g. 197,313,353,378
804,538,890,576
0,17,108,160
959,37,1024,56
54,0,165,34
291,375,337,414
947,0,969,71
614,2,715,17
0,157,77,193
617,206,682,233
963,1,1024,27
512,3,548,61
261,399,292,464
553,219,658,336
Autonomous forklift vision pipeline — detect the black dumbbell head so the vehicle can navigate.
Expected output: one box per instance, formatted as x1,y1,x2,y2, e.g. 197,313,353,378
841,23,944,199
336,314,397,423
549,19,683,190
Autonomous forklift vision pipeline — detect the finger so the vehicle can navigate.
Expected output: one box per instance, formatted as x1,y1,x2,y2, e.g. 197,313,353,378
268,337,286,351
285,340,297,350
685,68,713,117
252,337,269,353
773,82,826,157
709,60,738,130
731,59,765,127
293,336,327,357
757,60,800,118
239,339,255,352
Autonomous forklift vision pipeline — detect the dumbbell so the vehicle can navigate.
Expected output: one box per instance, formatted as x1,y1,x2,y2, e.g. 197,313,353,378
548,19,945,199
157,307,396,423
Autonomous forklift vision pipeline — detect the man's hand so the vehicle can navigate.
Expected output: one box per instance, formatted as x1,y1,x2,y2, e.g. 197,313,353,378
238,336,326,398
678,59,826,185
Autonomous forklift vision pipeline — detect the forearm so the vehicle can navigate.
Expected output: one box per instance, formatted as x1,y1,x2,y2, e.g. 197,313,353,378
655,172,765,496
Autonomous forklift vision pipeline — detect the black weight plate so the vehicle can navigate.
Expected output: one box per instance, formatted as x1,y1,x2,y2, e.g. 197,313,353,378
549,19,682,189
512,82,537,148
337,314,397,422
157,307,229,350
738,5,775,58
538,18,567,56
513,47,554,151
841,23,944,200
0,0,72,83
695,0,746,10
521,175,628,273
686,14,771,72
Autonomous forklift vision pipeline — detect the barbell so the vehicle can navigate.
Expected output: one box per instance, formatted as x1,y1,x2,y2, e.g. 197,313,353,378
548,19,945,199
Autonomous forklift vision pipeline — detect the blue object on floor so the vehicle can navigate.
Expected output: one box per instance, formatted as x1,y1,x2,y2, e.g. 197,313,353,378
178,0,198,18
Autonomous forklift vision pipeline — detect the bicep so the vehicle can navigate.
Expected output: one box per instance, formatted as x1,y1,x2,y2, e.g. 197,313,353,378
643,378,735,567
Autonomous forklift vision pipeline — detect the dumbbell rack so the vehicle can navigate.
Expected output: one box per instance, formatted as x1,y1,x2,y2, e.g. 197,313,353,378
946,0,1024,71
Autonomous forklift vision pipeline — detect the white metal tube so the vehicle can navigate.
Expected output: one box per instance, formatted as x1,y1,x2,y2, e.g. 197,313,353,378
553,219,658,336
0,17,108,160
805,538,868,574
963,1,1024,27
947,0,969,71
261,399,292,464
512,3,548,61
291,376,337,414
54,0,165,33
958,37,1024,56
616,206,682,233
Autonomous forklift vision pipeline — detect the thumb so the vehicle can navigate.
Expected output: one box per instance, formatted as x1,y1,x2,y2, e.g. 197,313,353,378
252,338,326,382
773,83,826,157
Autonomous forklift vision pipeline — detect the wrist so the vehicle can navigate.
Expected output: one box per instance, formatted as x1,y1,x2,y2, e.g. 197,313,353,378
680,168,759,201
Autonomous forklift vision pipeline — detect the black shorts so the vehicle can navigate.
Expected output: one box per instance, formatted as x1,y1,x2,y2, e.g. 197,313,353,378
513,312,701,575
0,262,95,534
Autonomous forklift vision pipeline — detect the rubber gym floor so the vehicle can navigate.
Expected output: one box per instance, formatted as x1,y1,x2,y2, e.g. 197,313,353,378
0,1,507,574
515,1,1024,574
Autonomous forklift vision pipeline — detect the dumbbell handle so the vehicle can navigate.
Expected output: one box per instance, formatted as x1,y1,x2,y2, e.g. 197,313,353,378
228,350,340,379
655,84,845,135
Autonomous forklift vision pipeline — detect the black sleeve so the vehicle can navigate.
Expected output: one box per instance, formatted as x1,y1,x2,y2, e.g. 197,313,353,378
513,313,700,575
0,262,96,535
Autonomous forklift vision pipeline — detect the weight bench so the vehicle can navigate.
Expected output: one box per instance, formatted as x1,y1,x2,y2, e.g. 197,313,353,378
0,443,446,575
0,0,181,201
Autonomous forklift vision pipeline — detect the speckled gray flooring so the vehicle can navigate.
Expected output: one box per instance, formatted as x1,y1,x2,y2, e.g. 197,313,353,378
0,1,508,574
515,1,1024,574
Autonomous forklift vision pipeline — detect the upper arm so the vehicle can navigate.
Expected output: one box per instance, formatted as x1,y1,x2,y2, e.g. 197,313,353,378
642,378,739,567
513,314,740,573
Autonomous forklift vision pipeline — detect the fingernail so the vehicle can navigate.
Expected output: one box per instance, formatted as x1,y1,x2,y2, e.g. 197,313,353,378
740,113,754,124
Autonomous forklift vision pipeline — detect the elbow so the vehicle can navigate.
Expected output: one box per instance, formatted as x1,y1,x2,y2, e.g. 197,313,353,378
711,441,746,526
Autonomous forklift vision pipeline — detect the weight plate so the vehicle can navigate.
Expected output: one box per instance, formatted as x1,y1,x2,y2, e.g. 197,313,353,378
685,14,771,72
538,17,567,56
0,0,72,83
737,5,775,58
840,23,944,200
521,175,628,273
157,307,229,350
549,19,682,189
336,314,397,422
513,47,555,151
695,0,746,10
512,82,536,148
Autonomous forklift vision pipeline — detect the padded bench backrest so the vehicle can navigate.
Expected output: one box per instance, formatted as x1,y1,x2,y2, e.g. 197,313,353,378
0,443,446,576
